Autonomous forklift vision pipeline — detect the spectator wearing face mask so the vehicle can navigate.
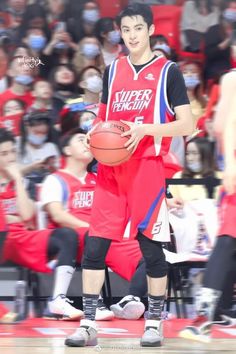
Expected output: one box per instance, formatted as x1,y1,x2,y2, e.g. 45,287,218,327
180,61,207,127
17,3,50,44
73,36,105,75
20,27,51,78
19,110,60,184
68,0,101,43
94,17,124,66
77,66,103,115
60,109,97,139
150,34,177,61
169,137,221,202
0,56,34,115
79,110,96,132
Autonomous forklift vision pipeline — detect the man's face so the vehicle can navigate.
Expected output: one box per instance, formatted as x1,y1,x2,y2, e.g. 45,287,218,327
0,141,17,171
66,134,93,163
120,15,153,55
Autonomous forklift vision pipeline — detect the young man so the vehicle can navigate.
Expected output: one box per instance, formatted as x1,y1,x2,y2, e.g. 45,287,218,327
65,3,193,348
0,127,83,321
41,128,144,320
179,70,236,342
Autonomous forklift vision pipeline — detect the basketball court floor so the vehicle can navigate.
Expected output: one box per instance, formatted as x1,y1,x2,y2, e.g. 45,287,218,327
0,317,235,353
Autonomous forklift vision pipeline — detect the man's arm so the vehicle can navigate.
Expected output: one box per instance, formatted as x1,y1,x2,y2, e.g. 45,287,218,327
41,175,89,229
222,91,236,194
214,71,236,149
4,164,35,222
144,104,194,137
45,202,89,229
145,64,194,137
123,103,194,152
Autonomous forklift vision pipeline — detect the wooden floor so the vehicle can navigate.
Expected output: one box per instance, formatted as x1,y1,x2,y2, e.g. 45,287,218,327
1,337,236,354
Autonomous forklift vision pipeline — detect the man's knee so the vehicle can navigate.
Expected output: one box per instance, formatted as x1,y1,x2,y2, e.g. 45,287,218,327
137,232,168,278
61,227,78,248
82,236,111,270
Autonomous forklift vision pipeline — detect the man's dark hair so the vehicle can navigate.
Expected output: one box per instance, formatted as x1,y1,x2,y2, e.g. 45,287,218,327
116,3,153,29
0,128,15,145
60,127,87,155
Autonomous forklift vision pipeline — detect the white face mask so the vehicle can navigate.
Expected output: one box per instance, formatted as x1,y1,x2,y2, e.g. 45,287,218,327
187,161,202,173
85,75,103,93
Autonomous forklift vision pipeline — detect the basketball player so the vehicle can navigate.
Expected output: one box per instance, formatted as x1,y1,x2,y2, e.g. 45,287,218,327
41,128,143,320
0,128,84,321
179,70,236,342
65,4,193,347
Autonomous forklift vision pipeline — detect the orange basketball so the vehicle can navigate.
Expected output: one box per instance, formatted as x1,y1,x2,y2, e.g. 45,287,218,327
89,120,132,166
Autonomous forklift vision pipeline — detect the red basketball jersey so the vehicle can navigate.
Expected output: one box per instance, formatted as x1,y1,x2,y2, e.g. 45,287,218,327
0,200,7,232
0,181,19,218
48,170,97,228
106,56,175,158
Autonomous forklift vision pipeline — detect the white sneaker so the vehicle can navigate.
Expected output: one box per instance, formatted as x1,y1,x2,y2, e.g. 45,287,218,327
65,319,98,347
141,319,164,347
47,294,84,320
95,298,114,321
110,295,145,320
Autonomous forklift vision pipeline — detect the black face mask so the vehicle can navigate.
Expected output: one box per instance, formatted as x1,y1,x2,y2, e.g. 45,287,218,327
56,83,75,92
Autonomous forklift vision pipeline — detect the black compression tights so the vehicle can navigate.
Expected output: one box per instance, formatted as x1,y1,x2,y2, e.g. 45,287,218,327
47,228,78,267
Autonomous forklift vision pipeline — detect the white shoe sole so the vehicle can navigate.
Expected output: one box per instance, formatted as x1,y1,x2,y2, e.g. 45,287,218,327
95,311,114,321
110,301,145,320
45,308,84,321
65,337,98,347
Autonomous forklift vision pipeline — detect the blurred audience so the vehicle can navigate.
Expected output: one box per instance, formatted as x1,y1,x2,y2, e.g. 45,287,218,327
77,65,103,114
73,35,105,75
169,137,221,201
19,111,60,184
181,0,220,52
151,34,177,60
204,12,233,82
50,64,78,123
180,61,207,127
0,56,34,115
95,17,123,65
